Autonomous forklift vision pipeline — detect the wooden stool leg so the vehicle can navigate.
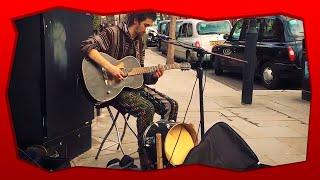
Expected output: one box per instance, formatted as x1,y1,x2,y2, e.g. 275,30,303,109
156,133,163,169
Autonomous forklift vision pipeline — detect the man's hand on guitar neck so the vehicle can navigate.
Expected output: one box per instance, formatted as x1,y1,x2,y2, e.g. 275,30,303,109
153,64,164,78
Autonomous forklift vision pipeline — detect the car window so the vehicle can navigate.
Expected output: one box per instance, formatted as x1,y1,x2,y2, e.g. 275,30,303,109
160,22,168,35
165,23,171,36
161,21,183,37
196,21,231,35
230,20,243,41
179,23,188,38
261,18,284,42
186,23,193,37
287,19,304,38
176,21,183,33
240,19,261,41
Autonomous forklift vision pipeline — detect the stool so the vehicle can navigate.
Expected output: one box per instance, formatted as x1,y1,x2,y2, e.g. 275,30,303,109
94,105,137,159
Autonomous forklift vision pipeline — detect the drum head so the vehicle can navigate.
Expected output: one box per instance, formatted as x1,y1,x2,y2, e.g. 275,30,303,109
164,123,197,166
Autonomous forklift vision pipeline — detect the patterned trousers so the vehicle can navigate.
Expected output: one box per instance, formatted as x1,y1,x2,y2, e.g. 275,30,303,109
109,85,178,148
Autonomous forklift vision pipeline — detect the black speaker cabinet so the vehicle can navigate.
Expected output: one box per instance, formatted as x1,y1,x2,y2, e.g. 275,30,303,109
9,9,94,160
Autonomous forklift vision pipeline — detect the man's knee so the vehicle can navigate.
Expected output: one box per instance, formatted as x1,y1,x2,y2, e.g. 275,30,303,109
140,101,155,117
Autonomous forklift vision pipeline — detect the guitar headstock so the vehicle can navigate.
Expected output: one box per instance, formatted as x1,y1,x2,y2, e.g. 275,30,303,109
179,62,191,71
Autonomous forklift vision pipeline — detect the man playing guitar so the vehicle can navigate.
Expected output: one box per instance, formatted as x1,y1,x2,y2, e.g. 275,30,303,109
81,12,178,170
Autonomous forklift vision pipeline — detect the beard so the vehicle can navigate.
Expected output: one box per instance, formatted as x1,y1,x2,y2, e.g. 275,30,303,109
136,30,143,36
136,25,146,37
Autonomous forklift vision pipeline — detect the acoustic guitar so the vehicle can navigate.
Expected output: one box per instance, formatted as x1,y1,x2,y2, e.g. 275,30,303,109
82,52,191,103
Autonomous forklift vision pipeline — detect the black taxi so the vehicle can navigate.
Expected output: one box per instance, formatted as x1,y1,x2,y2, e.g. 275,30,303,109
211,16,304,89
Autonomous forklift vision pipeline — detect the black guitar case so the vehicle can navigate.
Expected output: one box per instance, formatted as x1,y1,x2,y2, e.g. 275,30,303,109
183,122,269,171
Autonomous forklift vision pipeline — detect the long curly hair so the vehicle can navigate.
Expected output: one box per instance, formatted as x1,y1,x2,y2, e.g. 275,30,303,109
126,12,157,26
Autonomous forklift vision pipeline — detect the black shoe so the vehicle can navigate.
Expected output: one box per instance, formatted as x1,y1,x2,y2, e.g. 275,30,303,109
106,158,120,168
138,148,153,170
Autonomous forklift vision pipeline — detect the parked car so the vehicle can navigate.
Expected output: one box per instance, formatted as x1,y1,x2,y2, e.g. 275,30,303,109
156,20,169,51
175,19,231,66
146,26,158,47
211,16,304,89
157,20,184,54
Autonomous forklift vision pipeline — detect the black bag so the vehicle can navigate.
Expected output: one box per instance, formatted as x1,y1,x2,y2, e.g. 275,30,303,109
19,145,71,171
106,155,139,170
184,122,269,171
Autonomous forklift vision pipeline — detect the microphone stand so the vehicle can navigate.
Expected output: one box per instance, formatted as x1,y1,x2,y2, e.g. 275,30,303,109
157,34,208,139
195,48,205,139
152,30,248,140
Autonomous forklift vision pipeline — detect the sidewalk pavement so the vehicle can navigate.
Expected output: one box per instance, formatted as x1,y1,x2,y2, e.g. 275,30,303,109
71,48,310,169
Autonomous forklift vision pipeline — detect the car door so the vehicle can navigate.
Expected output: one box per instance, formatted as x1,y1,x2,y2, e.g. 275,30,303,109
173,21,183,56
258,17,286,66
160,21,169,53
227,19,261,71
220,19,246,71
175,22,189,59
179,22,194,61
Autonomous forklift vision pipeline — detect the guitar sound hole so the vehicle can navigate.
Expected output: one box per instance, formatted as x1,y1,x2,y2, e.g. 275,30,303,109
102,68,124,86
106,75,119,86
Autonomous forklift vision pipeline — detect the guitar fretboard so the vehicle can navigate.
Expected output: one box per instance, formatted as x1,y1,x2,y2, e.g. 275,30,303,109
128,64,181,76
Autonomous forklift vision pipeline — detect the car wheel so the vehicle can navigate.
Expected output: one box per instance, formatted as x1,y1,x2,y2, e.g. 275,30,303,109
186,51,191,62
261,62,280,89
214,57,223,75
209,55,215,69
157,41,161,51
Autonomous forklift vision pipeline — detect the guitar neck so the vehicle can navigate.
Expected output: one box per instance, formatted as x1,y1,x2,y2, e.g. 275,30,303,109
128,64,181,76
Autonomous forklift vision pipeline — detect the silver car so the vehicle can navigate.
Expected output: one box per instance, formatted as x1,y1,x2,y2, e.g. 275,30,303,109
157,20,184,54
174,19,232,65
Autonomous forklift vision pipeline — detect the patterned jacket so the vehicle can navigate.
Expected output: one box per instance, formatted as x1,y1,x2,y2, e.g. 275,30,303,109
81,22,157,85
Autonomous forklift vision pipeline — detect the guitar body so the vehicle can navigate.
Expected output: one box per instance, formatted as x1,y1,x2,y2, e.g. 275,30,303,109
82,53,143,103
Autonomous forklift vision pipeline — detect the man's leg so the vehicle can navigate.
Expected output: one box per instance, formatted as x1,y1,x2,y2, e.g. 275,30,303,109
141,86,179,122
109,89,155,169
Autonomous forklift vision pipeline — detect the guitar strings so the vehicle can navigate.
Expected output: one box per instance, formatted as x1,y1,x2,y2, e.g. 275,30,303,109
130,63,180,76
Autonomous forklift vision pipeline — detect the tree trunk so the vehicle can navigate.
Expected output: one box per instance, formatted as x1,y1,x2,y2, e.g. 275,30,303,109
166,15,177,64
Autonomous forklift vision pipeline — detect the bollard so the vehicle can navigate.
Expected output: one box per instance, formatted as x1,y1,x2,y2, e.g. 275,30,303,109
242,19,258,104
